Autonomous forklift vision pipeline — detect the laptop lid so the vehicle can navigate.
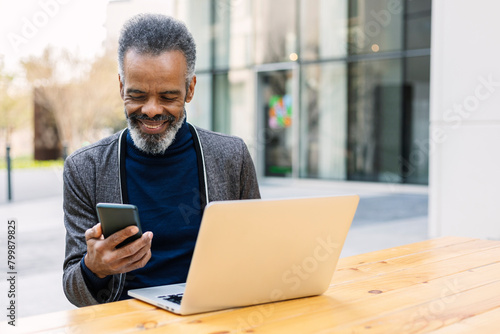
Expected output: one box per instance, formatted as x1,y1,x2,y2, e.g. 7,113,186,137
176,195,359,315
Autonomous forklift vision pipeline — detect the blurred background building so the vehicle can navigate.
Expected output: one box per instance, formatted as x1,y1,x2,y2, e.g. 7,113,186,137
105,0,432,185
3,0,496,239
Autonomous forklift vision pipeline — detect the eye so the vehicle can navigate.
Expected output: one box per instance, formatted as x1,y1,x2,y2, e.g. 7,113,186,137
161,96,176,102
129,95,146,101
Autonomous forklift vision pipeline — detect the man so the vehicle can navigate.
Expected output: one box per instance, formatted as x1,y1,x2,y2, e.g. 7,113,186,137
63,14,260,307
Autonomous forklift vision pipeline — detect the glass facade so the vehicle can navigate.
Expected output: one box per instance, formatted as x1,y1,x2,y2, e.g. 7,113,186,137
348,58,403,182
300,62,347,180
259,69,295,177
174,0,432,185
254,0,297,64
348,0,404,55
300,0,347,61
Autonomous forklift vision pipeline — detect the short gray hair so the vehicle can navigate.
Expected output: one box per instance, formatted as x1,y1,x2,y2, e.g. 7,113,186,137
118,13,196,85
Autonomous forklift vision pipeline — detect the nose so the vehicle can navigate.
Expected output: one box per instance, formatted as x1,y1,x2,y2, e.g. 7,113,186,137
141,98,163,118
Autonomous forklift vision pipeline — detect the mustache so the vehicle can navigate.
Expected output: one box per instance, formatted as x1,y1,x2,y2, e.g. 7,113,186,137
128,113,176,122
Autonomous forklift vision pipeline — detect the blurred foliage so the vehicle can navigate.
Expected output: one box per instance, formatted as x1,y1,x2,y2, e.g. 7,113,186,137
0,55,31,144
20,46,125,154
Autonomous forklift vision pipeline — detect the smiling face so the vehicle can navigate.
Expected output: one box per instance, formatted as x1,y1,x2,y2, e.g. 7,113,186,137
119,49,196,154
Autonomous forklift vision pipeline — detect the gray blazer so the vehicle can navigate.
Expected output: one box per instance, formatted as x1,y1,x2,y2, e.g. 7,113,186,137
63,125,261,307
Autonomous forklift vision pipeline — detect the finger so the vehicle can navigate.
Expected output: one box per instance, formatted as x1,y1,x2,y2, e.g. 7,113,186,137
100,231,152,275
109,242,151,274
134,249,152,268
106,225,140,248
111,232,152,271
122,234,153,263
94,223,102,235
85,223,102,241
116,231,153,260
124,249,152,272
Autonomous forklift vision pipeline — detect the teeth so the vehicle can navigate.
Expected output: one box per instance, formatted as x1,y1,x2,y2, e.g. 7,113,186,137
142,122,163,129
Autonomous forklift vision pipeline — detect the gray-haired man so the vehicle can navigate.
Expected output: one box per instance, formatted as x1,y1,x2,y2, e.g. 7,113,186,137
63,14,260,307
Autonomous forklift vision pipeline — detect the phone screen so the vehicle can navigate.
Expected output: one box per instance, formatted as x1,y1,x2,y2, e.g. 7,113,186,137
96,203,143,248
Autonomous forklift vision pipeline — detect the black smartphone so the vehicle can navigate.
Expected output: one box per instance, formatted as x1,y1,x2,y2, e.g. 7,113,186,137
96,203,143,248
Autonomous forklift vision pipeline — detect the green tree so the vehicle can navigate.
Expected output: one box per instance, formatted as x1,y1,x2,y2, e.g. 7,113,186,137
21,46,124,154
0,55,30,148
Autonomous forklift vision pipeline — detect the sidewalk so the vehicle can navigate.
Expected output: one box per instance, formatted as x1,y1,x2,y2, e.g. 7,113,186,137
0,170,428,318
260,178,428,256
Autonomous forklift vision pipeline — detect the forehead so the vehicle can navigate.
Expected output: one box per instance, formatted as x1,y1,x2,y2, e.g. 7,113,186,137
122,49,187,85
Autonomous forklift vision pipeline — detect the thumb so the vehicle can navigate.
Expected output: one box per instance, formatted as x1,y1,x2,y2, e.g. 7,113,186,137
85,223,103,240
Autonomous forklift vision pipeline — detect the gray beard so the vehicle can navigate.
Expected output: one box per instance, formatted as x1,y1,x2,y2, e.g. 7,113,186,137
127,110,186,155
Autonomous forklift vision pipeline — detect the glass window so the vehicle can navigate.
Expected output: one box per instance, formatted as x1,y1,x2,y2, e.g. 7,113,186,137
347,58,403,182
402,56,430,184
213,0,254,69
258,70,294,177
348,0,404,55
213,73,230,133
213,2,230,69
176,0,212,71
300,0,348,61
227,69,255,143
405,0,432,50
213,70,255,141
255,0,297,64
406,0,432,14
187,73,212,129
300,62,347,179
175,0,432,185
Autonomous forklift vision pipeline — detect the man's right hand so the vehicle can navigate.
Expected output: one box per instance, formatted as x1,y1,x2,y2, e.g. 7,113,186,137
84,223,153,278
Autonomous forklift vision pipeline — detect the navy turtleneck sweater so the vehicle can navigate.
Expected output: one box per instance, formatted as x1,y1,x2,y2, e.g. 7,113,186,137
81,121,203,300
121,121,202,297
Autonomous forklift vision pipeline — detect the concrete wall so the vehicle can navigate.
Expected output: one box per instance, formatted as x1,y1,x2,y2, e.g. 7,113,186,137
429,0,500,239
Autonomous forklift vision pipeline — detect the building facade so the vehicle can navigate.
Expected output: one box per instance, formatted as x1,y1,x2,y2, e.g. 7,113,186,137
135,0,432,184
429,0,500,240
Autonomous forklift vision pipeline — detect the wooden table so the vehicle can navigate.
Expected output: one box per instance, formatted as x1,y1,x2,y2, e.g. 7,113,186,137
3,236,500,333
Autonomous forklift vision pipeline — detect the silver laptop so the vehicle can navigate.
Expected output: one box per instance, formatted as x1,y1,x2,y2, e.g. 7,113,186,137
128,195,359,315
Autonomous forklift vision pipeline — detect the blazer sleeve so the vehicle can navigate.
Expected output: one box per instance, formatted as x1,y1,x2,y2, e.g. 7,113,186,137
239,140,261,200
62,155,122,307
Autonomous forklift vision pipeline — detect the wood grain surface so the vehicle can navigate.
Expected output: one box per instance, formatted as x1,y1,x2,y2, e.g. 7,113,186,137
2,236,499,333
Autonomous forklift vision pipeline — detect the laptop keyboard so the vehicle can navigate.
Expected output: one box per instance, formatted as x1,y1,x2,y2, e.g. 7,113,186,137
158,293,184,305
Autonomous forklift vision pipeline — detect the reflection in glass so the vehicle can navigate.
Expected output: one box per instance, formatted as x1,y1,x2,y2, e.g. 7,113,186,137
403,56,430,184
348,59,403,182
212,70,255,145
213,0,253,69
406,0,432,15
176,0,212,71
213,74,230,134
227,70,255,143
187,73,211,129
259,70,294,177
405,0,432,50
177,0,431,185
348,0,403,55
255,0,297,64
300,0,347,60
300,63,347,179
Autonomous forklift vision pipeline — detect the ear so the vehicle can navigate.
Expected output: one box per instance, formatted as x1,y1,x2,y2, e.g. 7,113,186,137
119,74,124,100
185,75,196,103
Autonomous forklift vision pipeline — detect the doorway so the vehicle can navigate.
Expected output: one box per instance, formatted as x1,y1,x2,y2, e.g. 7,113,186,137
256,67,298,178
